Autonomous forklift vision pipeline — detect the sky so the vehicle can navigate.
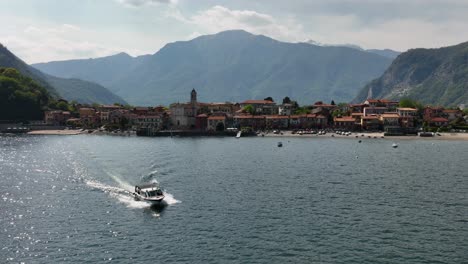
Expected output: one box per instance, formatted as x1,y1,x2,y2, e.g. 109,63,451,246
1,0,468,64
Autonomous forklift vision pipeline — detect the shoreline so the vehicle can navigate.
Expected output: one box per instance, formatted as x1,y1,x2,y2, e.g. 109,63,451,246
260,131,468,140
14,129,468,140
27,129,84,135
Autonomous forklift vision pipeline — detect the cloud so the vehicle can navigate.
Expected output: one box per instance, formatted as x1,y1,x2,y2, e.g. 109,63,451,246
117,0,177,7
172,4,468,52
2,23,144,64
170,5,306,42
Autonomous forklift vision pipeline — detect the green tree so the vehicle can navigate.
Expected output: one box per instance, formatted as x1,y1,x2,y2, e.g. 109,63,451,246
264,97,274,102
282,96,291,104
56,101,69,111
399,98,423,110
243,104,255,115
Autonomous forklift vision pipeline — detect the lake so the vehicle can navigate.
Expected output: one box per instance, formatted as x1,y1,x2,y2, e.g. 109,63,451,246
1,135,467,263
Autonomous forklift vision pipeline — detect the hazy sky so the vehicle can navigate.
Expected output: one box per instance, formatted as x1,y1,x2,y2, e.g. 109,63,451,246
1,0,468,64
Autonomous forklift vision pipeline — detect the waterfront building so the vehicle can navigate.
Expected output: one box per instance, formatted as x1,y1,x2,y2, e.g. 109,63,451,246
170,89,199,129
239,100,277,115
442,109,463,122
333,116,356,130
265,115,289,129
363,106,387,116
278,104,292,115
207,116,227,131
44,110,71,126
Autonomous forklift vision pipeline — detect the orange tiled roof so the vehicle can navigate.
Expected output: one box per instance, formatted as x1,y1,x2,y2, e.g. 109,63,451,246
241,100,275,104
430,117,448,122
266,115,289,119
208,116,226,120
397,107,418,111
334,117,355,122
381,113,400,118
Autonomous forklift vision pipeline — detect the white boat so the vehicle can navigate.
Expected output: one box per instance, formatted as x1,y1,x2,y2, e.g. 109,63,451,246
133,183,165,204
236,131,242,138
392,143,398,148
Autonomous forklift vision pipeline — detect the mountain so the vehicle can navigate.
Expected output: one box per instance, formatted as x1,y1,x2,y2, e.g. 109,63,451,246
353,41,468,106
33,52,152,89
0,44,126,105
366,49,401,59
33,30,393,105
0,67,50,120
305,40,401,59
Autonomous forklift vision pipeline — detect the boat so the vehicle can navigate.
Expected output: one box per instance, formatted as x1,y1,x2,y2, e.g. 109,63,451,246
277,142,283,147
392,143,398,148
133,183,165,204
419,132,434,137
236,131,242,138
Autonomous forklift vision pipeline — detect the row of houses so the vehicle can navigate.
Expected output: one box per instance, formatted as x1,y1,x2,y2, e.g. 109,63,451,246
44,90,466,133
45,104,169,130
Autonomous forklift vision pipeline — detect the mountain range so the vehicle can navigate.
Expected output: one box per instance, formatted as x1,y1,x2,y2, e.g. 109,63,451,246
0,44,126,105
305,40,401,59
33,30,393,106
353,41,468,106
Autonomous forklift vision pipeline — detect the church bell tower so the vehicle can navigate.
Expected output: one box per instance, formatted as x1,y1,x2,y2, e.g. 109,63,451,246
190,88,197,104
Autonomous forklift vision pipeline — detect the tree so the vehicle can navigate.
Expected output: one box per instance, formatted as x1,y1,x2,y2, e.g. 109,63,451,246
399,98,423,110
282,96,291,104
56,101,69,111
243,104,255,115
264,96,274,102
331,100,336,105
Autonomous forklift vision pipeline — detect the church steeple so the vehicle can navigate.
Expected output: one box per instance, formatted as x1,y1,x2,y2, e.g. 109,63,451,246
190,88,197,104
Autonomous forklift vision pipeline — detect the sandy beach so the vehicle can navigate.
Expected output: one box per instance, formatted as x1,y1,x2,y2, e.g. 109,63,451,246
27,129,84,135
261,131,468,141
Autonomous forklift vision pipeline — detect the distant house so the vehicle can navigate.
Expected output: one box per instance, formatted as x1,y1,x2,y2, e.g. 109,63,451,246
45,110,71,126
207,116,226,131
364,99,399,110
397,107,418,117
442,109,462,122
428,117,449,127
134,115,162,130
361,115,380,130
240,100,277,115
299,114,327,129
265,115,289,129
334,116,355,130
278,104,293,116
423,106,444,121
233,115,266,130
363,106,387,116
380,113,400,127
170,89,239,129
170,89,199,129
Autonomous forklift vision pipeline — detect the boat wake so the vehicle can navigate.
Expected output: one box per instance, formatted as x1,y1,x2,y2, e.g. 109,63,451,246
85,173,180,209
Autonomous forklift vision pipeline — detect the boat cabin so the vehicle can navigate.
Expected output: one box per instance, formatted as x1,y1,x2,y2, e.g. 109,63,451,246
134,183,163,197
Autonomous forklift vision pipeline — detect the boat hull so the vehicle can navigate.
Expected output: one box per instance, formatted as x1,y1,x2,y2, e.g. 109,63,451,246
133,193,165,204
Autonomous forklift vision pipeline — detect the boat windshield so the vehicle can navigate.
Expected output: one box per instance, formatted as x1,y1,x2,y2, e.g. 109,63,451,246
146,190,160,197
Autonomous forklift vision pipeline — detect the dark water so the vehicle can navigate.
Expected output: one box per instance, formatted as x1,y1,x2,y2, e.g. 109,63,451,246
1,135,467,263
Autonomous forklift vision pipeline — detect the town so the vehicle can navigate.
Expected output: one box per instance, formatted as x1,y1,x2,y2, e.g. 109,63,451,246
41,89,467,136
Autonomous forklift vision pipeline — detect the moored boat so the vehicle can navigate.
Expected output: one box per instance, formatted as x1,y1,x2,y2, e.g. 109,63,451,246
133,183,165,204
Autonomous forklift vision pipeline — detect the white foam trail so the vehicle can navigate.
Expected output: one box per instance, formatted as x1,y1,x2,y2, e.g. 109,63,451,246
85,180,151,209
103,170,133,192
85,178,180,209
163,191,181,205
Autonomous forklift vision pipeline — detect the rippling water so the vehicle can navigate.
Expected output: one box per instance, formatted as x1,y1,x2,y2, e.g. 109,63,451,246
1,135,467,263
